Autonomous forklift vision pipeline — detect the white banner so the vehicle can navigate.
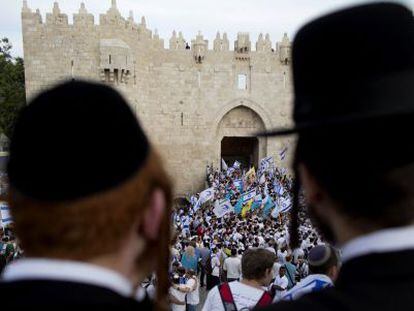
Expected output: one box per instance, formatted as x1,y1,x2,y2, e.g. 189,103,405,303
198,187,215,205
213,199,234,218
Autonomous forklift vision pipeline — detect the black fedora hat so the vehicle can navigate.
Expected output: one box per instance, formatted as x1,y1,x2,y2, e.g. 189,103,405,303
7,80,149,201
259,2,414,136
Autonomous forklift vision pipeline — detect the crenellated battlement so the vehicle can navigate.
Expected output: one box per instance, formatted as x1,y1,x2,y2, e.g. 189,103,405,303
22,0,291,56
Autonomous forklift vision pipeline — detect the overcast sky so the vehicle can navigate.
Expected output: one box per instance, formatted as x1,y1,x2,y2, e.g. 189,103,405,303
0,0,412,58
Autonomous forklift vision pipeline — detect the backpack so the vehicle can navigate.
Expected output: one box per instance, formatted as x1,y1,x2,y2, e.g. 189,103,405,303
218,282,273,311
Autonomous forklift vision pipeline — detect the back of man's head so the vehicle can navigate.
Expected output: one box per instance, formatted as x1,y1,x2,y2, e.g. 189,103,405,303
6,80,173,309
241,248,275,282
308,245,339,277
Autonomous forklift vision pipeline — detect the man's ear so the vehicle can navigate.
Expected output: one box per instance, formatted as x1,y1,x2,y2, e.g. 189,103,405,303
298,163,324,206
142,188,166,240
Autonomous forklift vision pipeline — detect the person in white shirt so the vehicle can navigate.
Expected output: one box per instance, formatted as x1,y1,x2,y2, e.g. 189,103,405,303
271,266,288,302
202,248,275,311
185,270,200,311
223,248,242,282
170,274,186,311
209,248,221,289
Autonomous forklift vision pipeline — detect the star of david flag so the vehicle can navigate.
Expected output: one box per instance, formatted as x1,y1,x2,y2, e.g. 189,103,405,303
259,156,274,173
280,196,293,213
274,179,285,196
242,189,256,204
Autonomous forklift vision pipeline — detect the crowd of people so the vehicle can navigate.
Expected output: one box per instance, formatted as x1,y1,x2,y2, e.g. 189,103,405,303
159,159,338,310
0,224,22,274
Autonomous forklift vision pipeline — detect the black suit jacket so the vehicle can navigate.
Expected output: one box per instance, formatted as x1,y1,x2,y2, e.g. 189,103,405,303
0,279,153,308
260,250,414,311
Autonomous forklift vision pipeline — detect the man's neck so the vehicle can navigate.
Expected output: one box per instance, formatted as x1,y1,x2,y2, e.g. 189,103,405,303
240,278,264,290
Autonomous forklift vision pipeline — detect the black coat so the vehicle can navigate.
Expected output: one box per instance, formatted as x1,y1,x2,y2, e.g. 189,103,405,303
0,280,153,308
259,250,414,311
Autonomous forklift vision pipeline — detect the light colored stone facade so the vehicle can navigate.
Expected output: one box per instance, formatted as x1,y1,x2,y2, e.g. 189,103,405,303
21,0,294,196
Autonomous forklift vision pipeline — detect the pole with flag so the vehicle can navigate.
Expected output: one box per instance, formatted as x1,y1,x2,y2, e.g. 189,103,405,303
221,158,228,171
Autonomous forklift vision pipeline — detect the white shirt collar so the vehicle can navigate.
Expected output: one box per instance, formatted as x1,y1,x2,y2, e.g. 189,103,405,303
1,258,135,298
341,225,414,263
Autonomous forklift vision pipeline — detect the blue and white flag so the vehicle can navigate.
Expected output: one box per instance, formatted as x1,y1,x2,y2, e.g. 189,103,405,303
259,156,274,172
233,161,241,169
282,274,333,301
242,189,256,204
193,199,202,212
213,199,234,218
279,147,288,161
199,187,214,204
221,158,228,171
0,202,12,225
280,196,292,213
274,179,285,196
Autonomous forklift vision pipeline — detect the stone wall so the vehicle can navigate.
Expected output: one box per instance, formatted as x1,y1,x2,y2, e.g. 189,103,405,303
21,0,294,196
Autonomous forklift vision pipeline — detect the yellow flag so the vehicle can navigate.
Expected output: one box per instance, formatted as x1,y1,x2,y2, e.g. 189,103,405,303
241,199,253,218
245,167,256,184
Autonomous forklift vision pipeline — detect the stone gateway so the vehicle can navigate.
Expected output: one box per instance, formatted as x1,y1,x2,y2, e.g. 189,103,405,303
21,0,293,195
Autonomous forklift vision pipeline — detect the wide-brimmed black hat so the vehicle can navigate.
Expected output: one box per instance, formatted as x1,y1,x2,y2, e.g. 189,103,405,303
7,80,149,201
259,2,414,136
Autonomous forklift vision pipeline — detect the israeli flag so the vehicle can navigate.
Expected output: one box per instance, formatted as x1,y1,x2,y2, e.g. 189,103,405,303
0,202,12,225
280,196,292,213
193,199,202,212
279,147,288,161
259,156,274,172
274,180,285,196
242,189,256,204
213,199,234,218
